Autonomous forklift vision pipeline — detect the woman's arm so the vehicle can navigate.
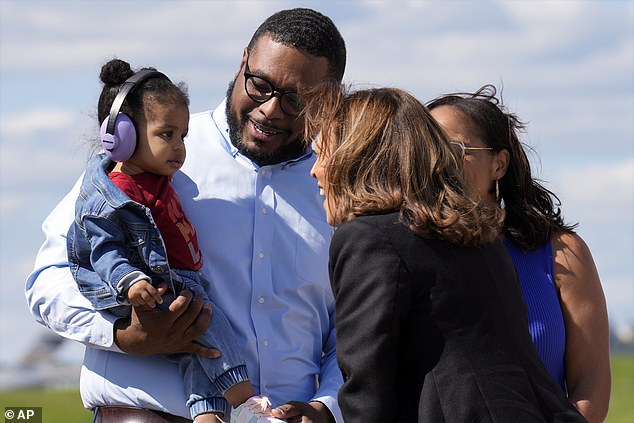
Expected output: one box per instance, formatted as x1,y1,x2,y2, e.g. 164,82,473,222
553,231,611,423
329,219,407,423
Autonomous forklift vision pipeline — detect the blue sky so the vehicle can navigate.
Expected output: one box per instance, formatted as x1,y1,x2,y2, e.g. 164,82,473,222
0,0,632,365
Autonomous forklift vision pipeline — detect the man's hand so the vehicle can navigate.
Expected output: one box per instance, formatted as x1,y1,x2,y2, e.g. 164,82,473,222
271,401,335,423
114,286,219,358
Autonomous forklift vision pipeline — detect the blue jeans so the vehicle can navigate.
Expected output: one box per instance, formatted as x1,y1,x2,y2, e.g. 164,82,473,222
115,269,248,419
169,270,249,418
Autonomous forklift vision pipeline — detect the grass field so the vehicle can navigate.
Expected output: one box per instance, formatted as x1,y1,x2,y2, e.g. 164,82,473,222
1,354,632,422
606,354,634,423
0,387,92,422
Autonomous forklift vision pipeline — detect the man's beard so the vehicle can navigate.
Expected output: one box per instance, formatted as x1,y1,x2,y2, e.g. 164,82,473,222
225,80,306,167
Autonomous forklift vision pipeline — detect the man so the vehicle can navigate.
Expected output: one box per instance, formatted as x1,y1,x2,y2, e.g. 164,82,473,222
25,8,346,423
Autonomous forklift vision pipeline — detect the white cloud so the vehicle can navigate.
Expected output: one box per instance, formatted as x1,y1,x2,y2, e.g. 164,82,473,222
547,159,634,326
0,108,77,136
0,0,289,73
556,159,634,221
546,159,633,255
344,1,632,103
0,108,90,206
603,274,634,326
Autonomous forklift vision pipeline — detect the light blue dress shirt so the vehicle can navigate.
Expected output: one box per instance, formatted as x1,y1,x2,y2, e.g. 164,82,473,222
25,100,343,421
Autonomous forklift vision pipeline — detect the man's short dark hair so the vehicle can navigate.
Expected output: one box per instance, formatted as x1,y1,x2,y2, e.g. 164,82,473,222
248,8,347,82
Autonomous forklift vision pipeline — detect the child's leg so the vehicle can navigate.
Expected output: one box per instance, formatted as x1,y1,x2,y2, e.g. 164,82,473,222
194,414,223,423
194,413,224,423
174,271,255,408
223,381,256,408
176,354,228,420
194,298,253,407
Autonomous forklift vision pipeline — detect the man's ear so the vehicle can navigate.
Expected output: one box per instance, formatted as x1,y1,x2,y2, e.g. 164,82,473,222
235,47,248,79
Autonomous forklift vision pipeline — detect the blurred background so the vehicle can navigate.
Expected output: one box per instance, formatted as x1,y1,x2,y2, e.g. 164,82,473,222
0,0,632,402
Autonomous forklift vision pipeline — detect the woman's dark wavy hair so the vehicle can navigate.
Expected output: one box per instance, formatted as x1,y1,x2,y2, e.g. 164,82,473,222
427,84,577,250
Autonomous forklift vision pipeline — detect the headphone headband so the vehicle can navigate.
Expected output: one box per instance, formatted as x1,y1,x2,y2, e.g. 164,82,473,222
105,69,170,135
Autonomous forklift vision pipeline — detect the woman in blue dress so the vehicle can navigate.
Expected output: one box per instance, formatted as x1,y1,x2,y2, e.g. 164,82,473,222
428,85,611,423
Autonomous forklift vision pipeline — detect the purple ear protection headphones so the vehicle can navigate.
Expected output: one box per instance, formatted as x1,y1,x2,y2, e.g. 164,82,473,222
99,69,170,162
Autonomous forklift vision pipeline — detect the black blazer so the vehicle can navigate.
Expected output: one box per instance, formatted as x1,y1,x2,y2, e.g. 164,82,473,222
329,212,586,423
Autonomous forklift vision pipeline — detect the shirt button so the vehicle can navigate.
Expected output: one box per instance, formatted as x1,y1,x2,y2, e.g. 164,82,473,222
263,340,269,347
261,207,267,214
260,169,267,175
258,296,265,304
258,251,264,259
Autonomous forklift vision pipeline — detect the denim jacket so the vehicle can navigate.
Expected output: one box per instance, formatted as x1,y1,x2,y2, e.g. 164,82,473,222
67,154,174,310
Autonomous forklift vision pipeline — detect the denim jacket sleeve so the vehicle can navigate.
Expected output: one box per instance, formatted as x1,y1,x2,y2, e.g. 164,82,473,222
79,213,150,305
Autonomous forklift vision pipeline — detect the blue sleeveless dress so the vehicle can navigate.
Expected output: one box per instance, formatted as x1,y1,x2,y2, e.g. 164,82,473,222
503,239,567,391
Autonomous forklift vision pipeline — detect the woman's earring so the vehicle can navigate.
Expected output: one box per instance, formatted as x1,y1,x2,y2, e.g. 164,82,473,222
495,179,500,203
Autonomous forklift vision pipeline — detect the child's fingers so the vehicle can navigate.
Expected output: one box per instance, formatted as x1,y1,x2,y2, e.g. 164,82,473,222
137,288,158,308
155,282,169,296
153,288,163,305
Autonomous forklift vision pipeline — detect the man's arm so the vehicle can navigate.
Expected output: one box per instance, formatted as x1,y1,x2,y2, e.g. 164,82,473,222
310,311,343,423
271,295,343,423
25,177,215,356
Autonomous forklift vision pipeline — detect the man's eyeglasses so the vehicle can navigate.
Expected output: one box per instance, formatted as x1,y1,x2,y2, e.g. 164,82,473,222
244,55,303,117
450,141,496,160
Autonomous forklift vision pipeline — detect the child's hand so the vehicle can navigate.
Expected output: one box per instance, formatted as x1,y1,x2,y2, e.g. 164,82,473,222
127,279,163,310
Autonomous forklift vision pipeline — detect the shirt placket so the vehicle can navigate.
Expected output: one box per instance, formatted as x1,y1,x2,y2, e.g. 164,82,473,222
251,166,276,396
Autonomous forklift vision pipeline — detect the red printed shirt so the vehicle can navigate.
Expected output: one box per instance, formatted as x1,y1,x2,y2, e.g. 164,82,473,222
109,172,202,271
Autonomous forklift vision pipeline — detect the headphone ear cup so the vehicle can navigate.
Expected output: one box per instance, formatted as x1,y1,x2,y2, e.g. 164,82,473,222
100,113,137,162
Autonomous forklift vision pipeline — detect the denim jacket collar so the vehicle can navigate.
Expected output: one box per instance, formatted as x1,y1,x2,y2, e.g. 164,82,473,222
85,154,137,209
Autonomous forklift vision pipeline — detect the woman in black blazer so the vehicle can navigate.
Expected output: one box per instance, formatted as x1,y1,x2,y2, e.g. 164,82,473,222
304,84,587,423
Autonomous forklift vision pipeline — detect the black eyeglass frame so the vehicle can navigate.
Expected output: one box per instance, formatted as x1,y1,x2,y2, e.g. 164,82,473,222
243,54,303,117
450,141,496,159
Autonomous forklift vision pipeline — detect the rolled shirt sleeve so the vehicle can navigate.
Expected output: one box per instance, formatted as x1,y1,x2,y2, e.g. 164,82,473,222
25,176,122,352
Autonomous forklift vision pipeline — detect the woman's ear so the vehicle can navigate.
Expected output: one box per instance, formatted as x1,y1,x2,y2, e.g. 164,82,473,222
493,149,510,180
